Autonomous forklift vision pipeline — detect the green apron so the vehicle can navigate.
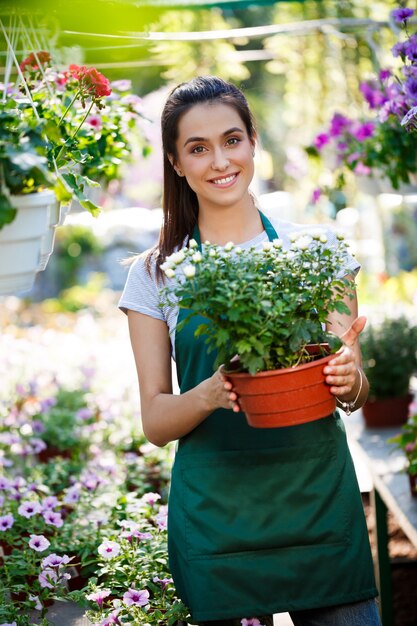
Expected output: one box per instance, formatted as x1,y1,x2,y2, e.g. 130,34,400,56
168,212,377,622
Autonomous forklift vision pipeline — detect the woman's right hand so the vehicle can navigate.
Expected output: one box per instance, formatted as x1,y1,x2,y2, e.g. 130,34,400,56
205,367,241,413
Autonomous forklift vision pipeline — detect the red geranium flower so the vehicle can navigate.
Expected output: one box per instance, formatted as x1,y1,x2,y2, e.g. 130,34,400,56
20,51,51,72
83,68,112,98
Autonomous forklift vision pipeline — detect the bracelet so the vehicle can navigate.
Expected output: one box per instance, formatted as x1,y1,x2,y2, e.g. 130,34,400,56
336,368,363,416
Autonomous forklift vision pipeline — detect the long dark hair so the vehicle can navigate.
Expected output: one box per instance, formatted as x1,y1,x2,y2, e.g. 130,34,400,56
146,76,256,277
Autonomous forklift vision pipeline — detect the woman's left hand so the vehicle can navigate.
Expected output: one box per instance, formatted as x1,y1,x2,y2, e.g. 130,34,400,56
323,316,366,397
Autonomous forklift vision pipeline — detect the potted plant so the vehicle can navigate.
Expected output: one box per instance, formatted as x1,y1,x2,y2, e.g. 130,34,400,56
306,4,417,198
360,315,417,427
388,403,417,497
161,230,353,428
0,51,112,294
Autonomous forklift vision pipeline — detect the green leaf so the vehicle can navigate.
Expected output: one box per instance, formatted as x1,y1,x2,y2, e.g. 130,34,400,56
0,193,17,229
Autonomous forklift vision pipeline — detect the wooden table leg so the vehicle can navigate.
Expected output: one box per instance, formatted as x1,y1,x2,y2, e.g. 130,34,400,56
371,488,394,626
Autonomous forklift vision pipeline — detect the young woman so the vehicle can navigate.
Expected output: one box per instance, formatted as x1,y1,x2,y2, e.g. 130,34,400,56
119,76,381,626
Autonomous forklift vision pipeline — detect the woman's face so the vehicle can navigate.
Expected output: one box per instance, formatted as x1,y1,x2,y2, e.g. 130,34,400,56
173,102,255,212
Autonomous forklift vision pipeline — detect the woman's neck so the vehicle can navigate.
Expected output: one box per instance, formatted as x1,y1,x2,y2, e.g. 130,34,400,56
197,197,263,246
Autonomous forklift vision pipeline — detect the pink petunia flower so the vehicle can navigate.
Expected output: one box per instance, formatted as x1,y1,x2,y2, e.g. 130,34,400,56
86,588,112,607
98,540,120,559
0,514,14,531
41,496,59,511
43,510,64,528
41,553,72,568
28,534,50,552
18,500,42,518
142,492,161,506
123,588,150,607
39,568,58,589
241,619,265,626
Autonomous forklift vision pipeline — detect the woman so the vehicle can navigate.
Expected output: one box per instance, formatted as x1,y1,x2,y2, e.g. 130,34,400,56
119,76,380,626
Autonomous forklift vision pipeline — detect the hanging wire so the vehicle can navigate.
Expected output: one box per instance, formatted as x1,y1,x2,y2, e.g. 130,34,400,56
0,17,40,120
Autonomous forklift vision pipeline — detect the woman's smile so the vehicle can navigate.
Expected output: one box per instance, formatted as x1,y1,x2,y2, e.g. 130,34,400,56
208,172,239,187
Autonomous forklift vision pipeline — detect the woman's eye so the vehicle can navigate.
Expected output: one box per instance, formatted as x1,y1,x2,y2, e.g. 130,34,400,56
191,145,206,154
226,137,240,146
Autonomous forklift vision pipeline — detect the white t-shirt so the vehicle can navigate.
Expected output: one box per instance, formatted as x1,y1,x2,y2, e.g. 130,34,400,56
118,214,360,359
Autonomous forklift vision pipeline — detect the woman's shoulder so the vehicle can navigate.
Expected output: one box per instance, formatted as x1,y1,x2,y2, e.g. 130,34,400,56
266,213,341,244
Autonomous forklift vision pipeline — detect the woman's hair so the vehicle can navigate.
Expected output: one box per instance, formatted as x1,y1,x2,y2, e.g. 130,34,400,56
147,76,256,277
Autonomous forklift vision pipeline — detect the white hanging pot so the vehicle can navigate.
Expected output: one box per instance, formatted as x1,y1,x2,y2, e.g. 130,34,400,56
37,198,61,271
0,190,55,295
58,201,72,227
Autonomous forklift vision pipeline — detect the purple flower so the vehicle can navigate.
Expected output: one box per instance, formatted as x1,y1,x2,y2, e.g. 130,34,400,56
329,113,351,137
405,35,417,62
354,122,375,142
0,622,17,626
392,40,409,58
405,77,417,101
99,609,121,626
42,495,59,511
359,81,387,109
41,553,72,568
123,588,150,607
0,477,11,490
311,188,321,205
379,69,391,82
110,79,132,91
313,133,329,150
391,7,414,23
142,492,161,506
18,500,42,518
241,619,264,626
76,407,94,421
43,510,64,528
153,575,173,589
29,438,47,454
39,568,58,589
28,534,50,552
63,485,80,503
98,540,120,559
86,588,111,607
401,105,417,130
0,514,14,531
155,505,168,531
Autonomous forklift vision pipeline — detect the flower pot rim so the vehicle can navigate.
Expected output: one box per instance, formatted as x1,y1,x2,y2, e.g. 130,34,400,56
221,350,334,378
9,189,56,208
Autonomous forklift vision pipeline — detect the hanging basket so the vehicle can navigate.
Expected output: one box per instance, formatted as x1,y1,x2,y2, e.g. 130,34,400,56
37,197,61,271
223,346,336,428
0,190,55,295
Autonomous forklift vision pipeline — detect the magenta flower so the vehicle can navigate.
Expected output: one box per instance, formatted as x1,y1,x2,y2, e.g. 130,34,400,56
122,588,150,607
329,113,351,137
354,122,375,142
405,442,416,453
313,133,329,150
39,568,58,589
100,609,121,626
156,506,168,530
43,510,64,528
311,188,321,205
391,7,414,23
86,588,111,607
153,575,173,589
98,540,120,559
241,619,264,626
18,501,42,518
354,162,372,176
0,514,14,531
29,534,50,552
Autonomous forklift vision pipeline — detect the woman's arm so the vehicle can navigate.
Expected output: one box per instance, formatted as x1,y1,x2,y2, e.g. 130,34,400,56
324,278,369,411
128,310,239,447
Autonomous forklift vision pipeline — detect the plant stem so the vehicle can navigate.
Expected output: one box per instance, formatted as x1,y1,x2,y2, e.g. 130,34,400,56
58,91,80,125
55,100,95,165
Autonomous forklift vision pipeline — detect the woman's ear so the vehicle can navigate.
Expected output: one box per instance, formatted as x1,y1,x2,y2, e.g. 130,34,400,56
250,132,257,157
168,154,184,177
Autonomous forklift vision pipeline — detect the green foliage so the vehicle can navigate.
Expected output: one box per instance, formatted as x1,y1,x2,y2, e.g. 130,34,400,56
361,316,417,399
388,409,417,476
161,232,351,374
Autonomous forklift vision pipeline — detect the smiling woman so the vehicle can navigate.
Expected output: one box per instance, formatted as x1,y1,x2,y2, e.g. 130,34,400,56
118,76,381,626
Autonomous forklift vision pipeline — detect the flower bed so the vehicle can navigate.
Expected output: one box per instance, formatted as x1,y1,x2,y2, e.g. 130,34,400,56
0,297,189,625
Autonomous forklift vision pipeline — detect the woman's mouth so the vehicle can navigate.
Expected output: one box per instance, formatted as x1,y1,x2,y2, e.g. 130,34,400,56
209,173,239,187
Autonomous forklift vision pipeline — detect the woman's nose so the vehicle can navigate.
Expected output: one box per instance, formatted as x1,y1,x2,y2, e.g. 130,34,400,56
211,148,229,171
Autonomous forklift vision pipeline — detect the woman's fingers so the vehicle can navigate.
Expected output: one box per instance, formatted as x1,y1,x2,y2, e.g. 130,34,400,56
340,315,367,347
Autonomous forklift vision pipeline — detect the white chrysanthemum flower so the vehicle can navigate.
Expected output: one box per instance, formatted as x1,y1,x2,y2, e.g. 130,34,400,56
209,249,217,257
311,229,325,240
164,268,175,278
235,246,243,254
319,234,328,244
170,250,186,265
289,232,298,242
224,241,234,251
183,265,196,278
273,239,282,248
336,231,345,241
189,238,198,248
262,241,273,251
294,235,312,250
160,261,171,271
192,251,202,263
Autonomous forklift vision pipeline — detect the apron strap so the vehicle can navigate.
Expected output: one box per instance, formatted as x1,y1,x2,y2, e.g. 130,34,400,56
191,209,278,250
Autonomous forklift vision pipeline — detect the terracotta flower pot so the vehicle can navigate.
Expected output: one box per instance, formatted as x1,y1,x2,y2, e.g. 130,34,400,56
362,394,413,428
223,348,336,428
